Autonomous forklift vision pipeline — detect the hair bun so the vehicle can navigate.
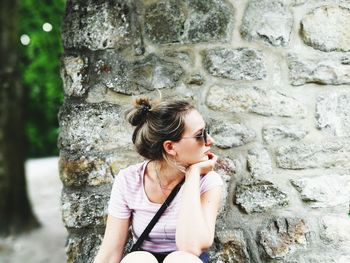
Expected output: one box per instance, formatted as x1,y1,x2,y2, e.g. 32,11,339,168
126,96,153,126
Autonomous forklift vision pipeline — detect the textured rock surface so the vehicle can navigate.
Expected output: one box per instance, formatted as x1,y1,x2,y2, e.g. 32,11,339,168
216,229,251,263
287,53,350,86
301,5,350,52
66,231,103,263
61,55,88,97
316,92,350,136
235,179,288,213
62,0,133,50
241,0,293,46
203,48,267,81
290,174,350,209
206,85,307,117
247,147,272,179
319,215,350,246
61,186,111,228
262,124,308,144
144,0,233,44
58,102,131,155
276,140,350,169
209,119,255,149
259,217,309,259
89,52,184,95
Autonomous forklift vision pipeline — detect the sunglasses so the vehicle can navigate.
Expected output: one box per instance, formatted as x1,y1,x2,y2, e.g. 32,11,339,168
181,127,210,144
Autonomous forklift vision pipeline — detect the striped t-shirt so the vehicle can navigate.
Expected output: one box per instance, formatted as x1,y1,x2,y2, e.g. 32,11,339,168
108,160,223,253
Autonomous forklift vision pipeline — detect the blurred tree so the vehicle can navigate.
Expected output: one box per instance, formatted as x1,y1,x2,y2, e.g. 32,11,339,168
0,0,39,235
19,0,65,157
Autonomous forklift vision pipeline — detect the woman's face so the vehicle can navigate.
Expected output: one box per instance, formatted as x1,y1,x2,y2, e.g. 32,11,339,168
173,109,214,167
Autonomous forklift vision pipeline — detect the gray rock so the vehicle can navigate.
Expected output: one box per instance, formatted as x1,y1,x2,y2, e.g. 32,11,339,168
276,140,350,169
216,229,251,263
89,52,184,95
247,147,272,179
144,0,233,44
301,5,350,52
319,215,350,246
263,124,308,144
61,55,88,97
66,230,104,263
290,174,350,209
316,93,350,137
216,156,236,217
62,0,133,50
185,74,204,85
241,0,293,46
258,217,309,259
209,119,256,149
206,85,307,117
61,186,111,228
59,155,114,187
203,48,267,81
235,179,289,213
58,102,132,155
287,53,350,86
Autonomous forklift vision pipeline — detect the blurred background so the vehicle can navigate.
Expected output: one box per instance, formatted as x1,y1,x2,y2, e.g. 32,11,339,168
0,0,67,262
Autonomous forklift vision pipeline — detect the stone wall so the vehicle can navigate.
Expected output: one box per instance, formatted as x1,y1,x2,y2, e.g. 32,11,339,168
59,0,350,262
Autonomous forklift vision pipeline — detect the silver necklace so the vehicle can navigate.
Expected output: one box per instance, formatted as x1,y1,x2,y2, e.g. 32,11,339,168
154,163,173,192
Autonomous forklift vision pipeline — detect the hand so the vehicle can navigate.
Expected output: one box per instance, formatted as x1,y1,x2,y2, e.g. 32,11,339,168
186,152,218,176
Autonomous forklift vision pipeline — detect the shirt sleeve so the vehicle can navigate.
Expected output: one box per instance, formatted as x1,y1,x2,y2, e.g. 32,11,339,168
108,170,131,219
200,171,224,194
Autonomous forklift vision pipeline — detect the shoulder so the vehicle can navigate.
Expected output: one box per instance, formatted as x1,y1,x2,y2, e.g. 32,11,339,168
115,160,148,185
200,171,224,193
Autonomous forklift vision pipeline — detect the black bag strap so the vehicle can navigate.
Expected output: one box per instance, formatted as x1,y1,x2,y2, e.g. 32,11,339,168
130,178,185,252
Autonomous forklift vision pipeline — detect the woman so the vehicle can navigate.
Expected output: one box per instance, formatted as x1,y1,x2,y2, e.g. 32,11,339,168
94,97,223,263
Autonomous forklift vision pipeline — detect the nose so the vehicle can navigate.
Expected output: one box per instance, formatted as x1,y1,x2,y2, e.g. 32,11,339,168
206,134,215,146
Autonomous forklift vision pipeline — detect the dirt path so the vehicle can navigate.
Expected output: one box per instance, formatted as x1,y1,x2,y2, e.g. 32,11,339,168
0,157,67,263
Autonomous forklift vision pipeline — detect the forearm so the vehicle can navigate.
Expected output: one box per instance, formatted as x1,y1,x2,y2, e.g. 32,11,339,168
94,245,124,263
175,168,213,254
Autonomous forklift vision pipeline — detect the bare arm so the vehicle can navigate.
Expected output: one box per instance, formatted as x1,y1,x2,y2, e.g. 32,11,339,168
175,154,222,255
94,215,130,263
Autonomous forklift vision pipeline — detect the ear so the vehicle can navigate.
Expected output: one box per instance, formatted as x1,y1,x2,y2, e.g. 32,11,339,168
163,140,177,157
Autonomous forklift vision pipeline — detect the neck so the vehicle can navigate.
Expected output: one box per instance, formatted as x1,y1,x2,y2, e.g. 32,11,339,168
153,159,184,187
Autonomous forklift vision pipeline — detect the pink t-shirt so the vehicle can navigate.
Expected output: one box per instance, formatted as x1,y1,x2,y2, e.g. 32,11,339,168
108,160,223,252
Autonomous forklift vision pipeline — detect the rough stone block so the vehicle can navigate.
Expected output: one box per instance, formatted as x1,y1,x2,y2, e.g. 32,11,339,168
287,53,350,86
61,186,111,228
247,147,272,179
203,48,267,81
61,55,88,97
206,85,307,118
319,215,350,246
290,175,350,209
216,228,251,263
258,217,309,259
276,140,350,169
66,230,104,263
58,101,132,155
209,119,255,149
241,0,293,46
301,5,350,52
62,0,133,50
144,0,233,44
89,51,184,95
216,156,236,217
316,92,350,136
235,179,289,213
262,124,308,144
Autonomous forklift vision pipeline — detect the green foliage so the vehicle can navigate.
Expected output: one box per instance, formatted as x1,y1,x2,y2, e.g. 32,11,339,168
19,0,66,157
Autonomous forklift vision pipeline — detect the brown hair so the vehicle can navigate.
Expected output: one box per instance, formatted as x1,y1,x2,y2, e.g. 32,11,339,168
125,96,195,161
